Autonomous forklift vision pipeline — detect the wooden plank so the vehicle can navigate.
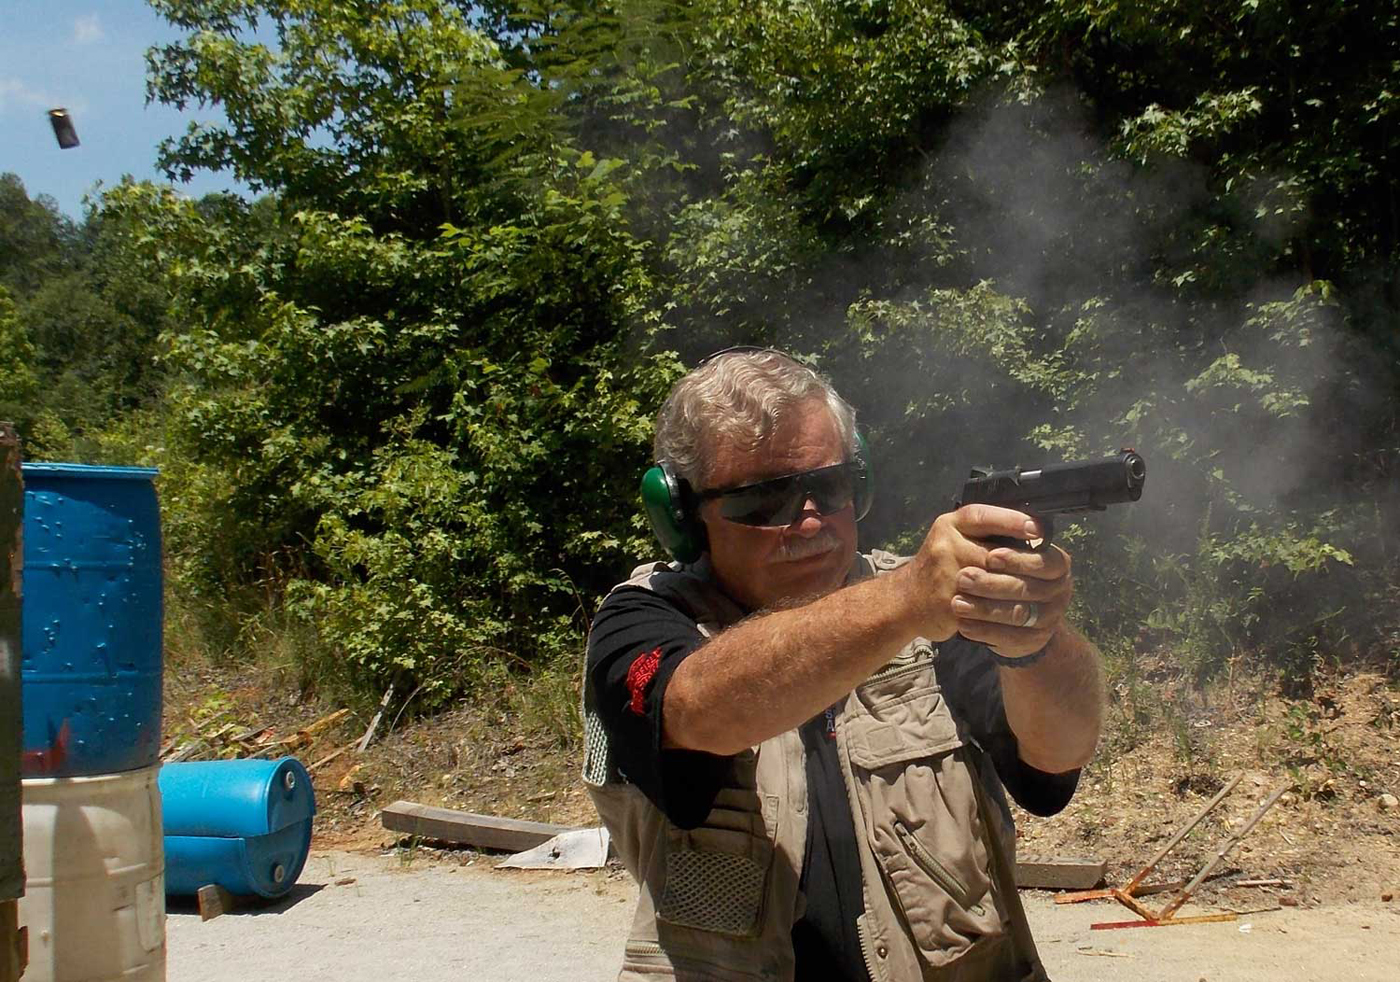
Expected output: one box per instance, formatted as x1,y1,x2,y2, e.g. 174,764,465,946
278,708,353,751
1055,887,1116,904
1091,912,1238,930
1015,858,1106,890
1124,773,1242,893
229,725,273,746
167,740,207,763
307,741,356,773
1114,887,1160,922
205,722,237,745
295,707,353,740
380,800,581,853
1156,786,1287,921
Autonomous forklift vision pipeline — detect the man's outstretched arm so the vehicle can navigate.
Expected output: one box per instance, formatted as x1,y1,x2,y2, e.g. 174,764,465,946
663,505,1087,756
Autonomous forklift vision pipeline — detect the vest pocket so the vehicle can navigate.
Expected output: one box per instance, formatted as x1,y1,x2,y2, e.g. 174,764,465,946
844,685,1004,969
657,827,772,938
894,819,987,917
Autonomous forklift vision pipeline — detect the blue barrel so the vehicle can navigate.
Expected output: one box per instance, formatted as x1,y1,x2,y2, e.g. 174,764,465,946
20,463,162,778
160,757,316,899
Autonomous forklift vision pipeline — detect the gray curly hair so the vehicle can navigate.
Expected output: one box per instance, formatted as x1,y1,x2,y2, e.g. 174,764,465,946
654,349,858,489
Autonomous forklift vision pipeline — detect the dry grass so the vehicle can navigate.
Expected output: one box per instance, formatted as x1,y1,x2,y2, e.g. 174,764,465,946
163,634,1400,907
1017,661,1400,908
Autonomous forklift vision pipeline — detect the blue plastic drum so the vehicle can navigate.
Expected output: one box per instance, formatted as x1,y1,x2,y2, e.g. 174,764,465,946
160,757,316,899
20,463,163,777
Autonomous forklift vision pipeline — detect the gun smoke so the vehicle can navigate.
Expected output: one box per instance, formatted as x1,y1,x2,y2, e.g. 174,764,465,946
648,82,1398,658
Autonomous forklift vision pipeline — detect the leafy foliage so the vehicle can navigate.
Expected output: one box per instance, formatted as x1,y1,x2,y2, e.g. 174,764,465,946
119,1,688,706
0,175,173,457
8,0,1398,707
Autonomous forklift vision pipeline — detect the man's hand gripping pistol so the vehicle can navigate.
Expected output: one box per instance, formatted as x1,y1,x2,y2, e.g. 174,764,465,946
954,450,1147,549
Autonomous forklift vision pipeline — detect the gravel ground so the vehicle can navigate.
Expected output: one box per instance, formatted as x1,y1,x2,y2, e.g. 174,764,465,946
166,849,1400,982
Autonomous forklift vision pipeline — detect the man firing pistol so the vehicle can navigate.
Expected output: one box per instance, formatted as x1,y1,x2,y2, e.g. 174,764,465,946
583,349,1130,982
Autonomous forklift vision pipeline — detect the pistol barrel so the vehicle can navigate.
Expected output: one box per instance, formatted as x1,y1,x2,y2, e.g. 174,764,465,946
956,450,1146,515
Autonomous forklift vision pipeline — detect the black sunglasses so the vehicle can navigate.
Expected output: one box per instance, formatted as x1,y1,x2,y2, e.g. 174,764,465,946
699,462,857,527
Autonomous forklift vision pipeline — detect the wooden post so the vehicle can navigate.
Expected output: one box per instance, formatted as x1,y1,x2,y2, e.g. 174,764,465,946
0,424,27,982
197,884,238,921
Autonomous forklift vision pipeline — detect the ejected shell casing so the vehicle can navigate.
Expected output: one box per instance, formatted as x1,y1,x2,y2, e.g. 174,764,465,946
48,108,80,149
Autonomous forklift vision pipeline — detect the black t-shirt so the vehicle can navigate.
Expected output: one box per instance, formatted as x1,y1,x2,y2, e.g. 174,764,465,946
586,579,1080,981
791,704,869,981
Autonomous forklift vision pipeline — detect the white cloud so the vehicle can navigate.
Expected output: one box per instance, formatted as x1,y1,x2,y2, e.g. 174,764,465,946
0,78,53,113
73,14,104,45
0,79,87,119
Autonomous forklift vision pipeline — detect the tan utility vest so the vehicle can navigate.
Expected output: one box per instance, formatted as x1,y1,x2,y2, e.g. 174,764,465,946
582,551,1048,982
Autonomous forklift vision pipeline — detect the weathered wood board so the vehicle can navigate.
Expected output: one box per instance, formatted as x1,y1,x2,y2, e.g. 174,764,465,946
380,801,582,853
1014,857,1107,890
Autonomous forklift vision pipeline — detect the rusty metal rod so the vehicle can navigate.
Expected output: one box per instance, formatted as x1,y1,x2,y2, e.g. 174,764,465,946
1113,888,1160,922
1056,878,1190,905
1091,912,1239,931
1157,785,1288,921
1055,887,1117,904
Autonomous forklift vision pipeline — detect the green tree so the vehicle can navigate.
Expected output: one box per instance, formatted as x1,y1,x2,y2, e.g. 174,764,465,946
138,0,687,704
0,289,42,431
660,1,1395,674
0,174,76,297
123,0,1399,703
0,174,173,458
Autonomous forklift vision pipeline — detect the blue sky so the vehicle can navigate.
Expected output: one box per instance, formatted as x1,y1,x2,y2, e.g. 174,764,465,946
1,0,251,218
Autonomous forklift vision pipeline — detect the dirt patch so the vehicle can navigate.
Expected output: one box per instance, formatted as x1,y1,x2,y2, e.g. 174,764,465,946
165,849,1400,982
1015,668,1400,909
162,656,597,852
163,657,1400,907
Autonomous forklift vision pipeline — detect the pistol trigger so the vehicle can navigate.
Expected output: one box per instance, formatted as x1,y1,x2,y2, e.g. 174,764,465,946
986,535,1028,551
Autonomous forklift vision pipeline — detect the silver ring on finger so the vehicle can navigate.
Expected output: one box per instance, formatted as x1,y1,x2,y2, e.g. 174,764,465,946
1021,602,1040,629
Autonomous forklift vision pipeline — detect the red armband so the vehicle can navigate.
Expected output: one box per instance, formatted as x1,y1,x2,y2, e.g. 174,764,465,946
625,647,662,715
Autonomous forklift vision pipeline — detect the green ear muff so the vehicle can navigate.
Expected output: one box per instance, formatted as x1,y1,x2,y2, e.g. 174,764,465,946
641,463,705,563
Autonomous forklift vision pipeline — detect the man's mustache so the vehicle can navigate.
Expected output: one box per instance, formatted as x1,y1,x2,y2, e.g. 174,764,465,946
776,530,844,561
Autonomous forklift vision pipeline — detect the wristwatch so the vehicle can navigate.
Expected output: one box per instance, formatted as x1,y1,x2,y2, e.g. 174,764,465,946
988,645,1051,669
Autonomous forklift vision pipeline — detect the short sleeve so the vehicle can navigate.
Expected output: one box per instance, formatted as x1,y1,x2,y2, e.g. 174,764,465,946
936,635,1079,817
586,586,733,828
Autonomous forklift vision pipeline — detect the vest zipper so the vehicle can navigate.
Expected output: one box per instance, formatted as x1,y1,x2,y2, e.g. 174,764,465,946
856,914,883,981
864,656,934,686
893,819,986,916
624,940,666,958
833,707,885,982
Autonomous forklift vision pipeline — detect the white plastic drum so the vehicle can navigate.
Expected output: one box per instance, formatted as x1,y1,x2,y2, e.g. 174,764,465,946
19,764,165,981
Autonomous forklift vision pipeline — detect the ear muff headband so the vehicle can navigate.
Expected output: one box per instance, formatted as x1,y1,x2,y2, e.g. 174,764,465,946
641,429,874,563
852,430,873,522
